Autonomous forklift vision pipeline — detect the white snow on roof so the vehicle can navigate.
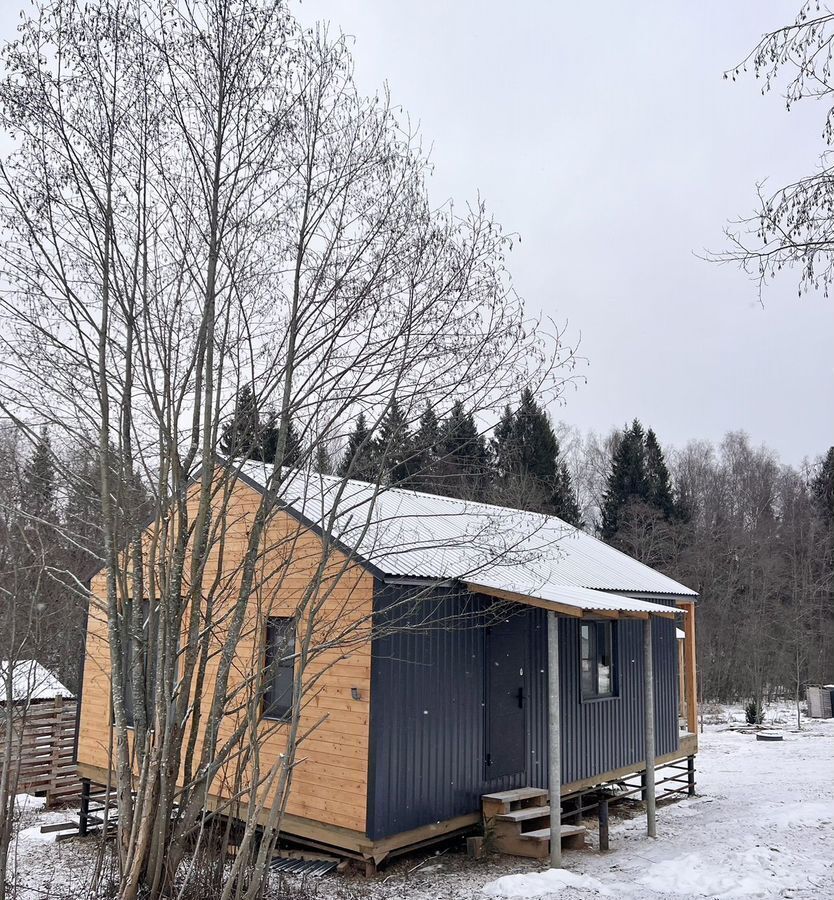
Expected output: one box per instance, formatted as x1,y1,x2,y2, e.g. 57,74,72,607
1,660,73,702
236,463,695,616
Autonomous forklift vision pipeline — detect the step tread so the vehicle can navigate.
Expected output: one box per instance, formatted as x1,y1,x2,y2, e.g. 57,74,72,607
496,805,556,822
482,787,548,803
520,825,587,841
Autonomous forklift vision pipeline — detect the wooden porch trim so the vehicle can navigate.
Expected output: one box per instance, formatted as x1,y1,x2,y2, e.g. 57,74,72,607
467,584,583,617
678,600,698,738
467,583,677,620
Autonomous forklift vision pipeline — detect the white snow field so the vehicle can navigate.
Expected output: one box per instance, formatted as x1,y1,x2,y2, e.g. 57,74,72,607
8,708,834,900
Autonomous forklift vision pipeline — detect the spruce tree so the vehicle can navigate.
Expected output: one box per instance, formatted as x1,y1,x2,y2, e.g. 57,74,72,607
600,421,681,541
375,399,413,485
260,414,302,467
812,446,834,520
552,459,583,527
440,401,488,498
313,443,333,476
513,388,558,485
21,426,57,522
219,385,261,458
490,390,582,525
600,420,649,539
492,404,517,479
645,428,675,519
338,413,376,482
412,404,442,491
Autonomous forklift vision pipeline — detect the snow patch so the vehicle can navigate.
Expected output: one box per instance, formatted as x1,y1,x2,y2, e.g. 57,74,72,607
483,868,612,897
635,846,826,899
15,792,46,812
16,824,56,845
770,800,833,827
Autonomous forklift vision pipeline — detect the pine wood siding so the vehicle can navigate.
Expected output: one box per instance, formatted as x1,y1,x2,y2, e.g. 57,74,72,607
76,476,374,836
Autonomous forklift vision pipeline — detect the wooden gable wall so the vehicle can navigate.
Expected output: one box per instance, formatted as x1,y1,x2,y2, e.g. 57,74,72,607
76,475,375,837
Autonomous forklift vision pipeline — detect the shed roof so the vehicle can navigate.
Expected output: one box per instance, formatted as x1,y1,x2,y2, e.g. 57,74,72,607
1,660,73,702
236,463,695,617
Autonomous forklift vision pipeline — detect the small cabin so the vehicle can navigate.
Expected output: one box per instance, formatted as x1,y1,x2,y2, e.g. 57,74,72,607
76,464,698,869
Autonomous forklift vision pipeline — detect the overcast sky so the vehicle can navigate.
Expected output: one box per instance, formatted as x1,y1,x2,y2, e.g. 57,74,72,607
0,2,828,465
294,1,833,466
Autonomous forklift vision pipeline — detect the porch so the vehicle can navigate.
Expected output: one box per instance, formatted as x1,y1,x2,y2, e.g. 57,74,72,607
469,581,699,867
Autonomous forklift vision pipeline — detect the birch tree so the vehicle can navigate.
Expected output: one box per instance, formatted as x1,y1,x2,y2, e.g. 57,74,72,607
0,2,573,897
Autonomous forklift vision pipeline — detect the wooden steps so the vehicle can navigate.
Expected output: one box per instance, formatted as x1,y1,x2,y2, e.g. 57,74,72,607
496,806,554,823
521,825,586,842
482,788,587,859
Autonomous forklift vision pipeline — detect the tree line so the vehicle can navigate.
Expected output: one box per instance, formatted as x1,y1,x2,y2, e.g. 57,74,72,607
560,425,834,708
8,399,832,712
0,426,149,693
221,386,584,525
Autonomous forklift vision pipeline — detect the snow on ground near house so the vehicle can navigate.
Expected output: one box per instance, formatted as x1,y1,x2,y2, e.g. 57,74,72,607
8,707,834,899
8,793,100,900
326,708,834,900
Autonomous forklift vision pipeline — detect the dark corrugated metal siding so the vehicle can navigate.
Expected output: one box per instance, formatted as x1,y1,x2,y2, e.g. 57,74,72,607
367,584,527,840
527,611,678,788
367,583,679,840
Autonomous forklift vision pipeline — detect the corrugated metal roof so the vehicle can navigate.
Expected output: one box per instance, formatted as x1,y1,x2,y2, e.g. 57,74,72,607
237,464,697,612
466,581,682,616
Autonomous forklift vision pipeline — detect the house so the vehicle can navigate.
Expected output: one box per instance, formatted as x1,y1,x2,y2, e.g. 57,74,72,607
75,462,698,870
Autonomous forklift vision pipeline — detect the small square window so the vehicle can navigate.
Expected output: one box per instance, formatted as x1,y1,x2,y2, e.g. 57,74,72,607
580,621,617,700
263,617,296,721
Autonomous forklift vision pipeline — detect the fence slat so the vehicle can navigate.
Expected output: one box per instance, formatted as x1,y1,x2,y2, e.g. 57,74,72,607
0,698,81,806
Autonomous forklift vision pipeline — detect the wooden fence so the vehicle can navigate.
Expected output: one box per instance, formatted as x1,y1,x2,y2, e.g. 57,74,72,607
0,696,81,806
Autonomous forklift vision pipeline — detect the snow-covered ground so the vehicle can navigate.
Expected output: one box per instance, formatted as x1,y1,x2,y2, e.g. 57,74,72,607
476,712,834,900
8,707,834,899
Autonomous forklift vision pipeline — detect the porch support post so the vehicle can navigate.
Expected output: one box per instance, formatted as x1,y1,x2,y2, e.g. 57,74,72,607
643,614,657,838
680,601,698,736
547,611,562,868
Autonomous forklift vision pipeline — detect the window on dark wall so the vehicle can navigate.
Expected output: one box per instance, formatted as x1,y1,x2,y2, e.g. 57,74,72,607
263,617,296,721
580,620,617,700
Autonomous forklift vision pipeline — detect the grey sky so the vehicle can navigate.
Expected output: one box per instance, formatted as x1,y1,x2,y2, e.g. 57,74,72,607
0,2,828,465
295,0,832,466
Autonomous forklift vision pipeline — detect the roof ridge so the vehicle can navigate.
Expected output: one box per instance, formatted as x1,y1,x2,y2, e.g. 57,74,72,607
239,460,577,529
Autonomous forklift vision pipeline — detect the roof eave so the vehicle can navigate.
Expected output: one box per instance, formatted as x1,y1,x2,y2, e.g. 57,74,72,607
591,589,698,603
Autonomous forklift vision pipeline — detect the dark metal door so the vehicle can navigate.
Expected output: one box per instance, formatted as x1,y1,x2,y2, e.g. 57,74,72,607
485,615,527,778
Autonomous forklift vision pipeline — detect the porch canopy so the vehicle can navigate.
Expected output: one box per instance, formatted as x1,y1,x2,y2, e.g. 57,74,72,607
465,580,682,618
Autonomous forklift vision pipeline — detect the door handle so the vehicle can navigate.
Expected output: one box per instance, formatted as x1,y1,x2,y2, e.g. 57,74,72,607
517,686,524,709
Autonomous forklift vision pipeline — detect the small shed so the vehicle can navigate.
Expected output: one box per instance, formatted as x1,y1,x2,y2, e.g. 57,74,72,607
806,685,834,719
1,660,79,806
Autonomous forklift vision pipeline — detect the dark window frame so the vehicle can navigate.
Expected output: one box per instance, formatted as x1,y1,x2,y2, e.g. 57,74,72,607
262,616,297,723
579,620,618,701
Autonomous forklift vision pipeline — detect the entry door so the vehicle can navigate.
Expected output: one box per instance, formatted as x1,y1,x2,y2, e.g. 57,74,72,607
485,615,528,778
